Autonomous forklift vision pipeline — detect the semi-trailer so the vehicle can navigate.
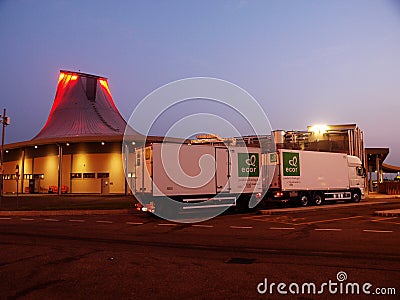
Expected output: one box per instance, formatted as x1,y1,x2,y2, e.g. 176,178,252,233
133,142,264,215
131,143,365,215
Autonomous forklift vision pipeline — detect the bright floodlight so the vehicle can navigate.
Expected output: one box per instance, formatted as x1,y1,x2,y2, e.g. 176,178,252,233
309,124,328,134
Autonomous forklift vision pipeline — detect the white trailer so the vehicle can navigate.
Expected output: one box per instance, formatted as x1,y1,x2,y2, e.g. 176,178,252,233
266,149,365,206
134,143,263,213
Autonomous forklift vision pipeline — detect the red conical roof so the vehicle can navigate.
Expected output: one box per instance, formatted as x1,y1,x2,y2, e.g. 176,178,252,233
33,70,127,141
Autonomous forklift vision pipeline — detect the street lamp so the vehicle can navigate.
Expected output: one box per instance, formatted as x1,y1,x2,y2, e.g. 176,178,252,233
0,108,10,202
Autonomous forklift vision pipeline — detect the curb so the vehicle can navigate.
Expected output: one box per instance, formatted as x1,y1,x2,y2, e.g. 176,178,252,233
0,209,133,217
374,210,400,217
365,195,400,199
259,201,388,215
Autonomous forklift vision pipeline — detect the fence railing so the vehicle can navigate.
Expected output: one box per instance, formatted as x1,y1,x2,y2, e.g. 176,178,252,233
378,181,400,195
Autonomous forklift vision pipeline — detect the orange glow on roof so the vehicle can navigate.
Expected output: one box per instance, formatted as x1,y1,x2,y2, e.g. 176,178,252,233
99,79,112,96
71,75,78,80
63,74,72,88
58,72,65,83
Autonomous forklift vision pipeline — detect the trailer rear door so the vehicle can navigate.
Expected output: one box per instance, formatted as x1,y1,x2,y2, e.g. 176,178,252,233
215,147,230,193
135,147,153,194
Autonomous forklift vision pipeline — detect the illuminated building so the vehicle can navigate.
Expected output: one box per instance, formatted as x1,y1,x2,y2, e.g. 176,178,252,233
2,70,142,194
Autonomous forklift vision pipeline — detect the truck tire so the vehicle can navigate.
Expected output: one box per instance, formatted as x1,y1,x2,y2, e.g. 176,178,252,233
299,193,309,206
352,191,361,203
235,196,250,213
313,193,323,206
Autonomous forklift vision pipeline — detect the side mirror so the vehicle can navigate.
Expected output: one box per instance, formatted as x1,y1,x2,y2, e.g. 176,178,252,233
356,166,366,178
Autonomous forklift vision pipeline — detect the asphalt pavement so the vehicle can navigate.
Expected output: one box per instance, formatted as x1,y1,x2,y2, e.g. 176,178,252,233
0,201,399,299
0,194,136,214
1,193,399,216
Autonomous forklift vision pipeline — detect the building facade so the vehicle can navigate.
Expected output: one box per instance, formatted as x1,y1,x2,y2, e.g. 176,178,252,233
2,70,133,194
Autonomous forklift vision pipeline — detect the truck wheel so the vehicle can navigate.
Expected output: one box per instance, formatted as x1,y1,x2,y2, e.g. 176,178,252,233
352,191,361,203
299,194,309,206
235,196,250,213
313,194,323,206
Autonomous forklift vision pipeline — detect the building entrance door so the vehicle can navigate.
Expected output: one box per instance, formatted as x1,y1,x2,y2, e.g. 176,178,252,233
101,177,110,194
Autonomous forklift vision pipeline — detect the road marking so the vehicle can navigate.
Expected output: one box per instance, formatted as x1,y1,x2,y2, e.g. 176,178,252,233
311,251,344,255
262,249,279,253
363,229,393,233
230,226,253,229
69,219,85,222
295,215,363,226
378,221,400,225
259,201,388,215
158,223,177,226
372,217,397,222
314,228,342,231
269,227,295,230
20,218,34,221
44,218,59,222
243,215,364,226
242,215,274,219
0,217,12,220
96,220,113,224
242,215,296,225
371,217,400,225
192,224,214,228
243,215,266,219
126,222,144,225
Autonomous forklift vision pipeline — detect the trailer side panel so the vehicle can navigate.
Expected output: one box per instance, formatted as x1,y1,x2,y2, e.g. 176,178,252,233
152,143,217,197
280,150,349,191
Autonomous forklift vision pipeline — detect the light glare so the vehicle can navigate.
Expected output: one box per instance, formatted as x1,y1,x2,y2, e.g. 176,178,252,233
309,124,328,134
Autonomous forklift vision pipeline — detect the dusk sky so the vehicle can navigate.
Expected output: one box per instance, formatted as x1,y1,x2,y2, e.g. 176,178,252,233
1,0,399,165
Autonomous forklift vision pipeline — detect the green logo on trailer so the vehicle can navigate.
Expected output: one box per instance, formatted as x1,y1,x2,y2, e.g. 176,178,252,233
283,152,300,176
238,153,259,177
269,153,277,164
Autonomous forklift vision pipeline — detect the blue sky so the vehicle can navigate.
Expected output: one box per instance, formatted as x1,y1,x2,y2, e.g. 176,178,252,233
0,0,399,165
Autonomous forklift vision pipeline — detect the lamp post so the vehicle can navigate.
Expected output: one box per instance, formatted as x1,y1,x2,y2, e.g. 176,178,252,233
0,108,10,204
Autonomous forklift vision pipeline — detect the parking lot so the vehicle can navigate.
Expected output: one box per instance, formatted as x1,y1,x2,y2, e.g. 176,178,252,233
0,196,399,299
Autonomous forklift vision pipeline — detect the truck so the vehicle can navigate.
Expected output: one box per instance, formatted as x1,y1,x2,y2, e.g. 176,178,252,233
133,142,264,215
265,149,365,206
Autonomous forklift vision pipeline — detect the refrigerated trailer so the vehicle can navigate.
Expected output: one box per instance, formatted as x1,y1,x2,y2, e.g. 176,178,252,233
134,143,263,213
266,149,365,206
